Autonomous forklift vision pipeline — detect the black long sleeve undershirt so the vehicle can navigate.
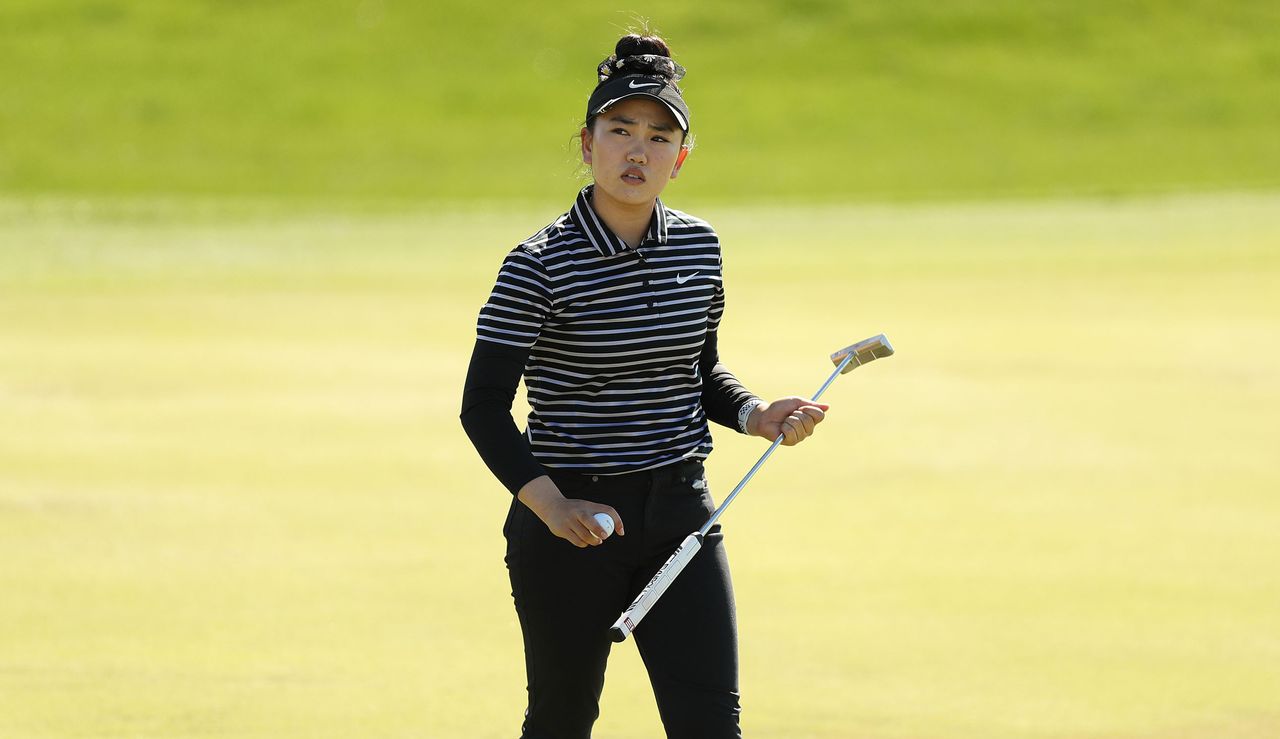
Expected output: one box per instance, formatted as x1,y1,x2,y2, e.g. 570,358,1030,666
697,327,761,433
459,332,760,496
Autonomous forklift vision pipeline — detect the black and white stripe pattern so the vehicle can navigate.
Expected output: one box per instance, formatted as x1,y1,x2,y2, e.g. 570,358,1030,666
476,185,724,473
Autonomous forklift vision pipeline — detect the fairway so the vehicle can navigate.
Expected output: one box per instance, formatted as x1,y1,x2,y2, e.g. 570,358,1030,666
2,193,1277,738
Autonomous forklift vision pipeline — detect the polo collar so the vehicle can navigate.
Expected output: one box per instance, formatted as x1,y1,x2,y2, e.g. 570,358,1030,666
569,185,669,257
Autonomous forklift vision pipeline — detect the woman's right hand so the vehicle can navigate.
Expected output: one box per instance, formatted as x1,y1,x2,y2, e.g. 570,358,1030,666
517,475,624,548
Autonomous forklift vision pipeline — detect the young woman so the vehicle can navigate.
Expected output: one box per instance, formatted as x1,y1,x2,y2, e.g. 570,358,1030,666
460,32,829,739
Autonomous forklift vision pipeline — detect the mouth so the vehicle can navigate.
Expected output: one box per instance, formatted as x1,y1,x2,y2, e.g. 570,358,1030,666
621,168,646,185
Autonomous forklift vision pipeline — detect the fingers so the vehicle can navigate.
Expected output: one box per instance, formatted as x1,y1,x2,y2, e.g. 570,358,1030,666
559,504,625,547
581,506,624,543
567,519,598,548
779,401,828,446
602,507,625,537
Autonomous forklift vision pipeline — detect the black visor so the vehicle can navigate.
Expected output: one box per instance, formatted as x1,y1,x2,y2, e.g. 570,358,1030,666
586,74,690,133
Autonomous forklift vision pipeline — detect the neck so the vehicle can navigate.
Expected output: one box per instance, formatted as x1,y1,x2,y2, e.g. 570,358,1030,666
589,186,654,249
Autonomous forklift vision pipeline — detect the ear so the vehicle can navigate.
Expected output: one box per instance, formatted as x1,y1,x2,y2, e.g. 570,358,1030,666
670,145,690,179
580,127,593,166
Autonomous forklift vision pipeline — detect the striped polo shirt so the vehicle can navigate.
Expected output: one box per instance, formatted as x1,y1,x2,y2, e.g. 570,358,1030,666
475,185,725,474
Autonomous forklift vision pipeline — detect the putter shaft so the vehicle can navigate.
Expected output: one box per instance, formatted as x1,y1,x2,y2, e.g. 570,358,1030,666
699,351,856,536
609,335,893,642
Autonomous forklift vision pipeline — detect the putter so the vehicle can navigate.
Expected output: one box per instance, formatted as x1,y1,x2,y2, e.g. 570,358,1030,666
608,334,894,642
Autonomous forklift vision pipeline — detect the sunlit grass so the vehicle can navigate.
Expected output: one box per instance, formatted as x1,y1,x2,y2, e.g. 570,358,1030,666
1,193,1278,737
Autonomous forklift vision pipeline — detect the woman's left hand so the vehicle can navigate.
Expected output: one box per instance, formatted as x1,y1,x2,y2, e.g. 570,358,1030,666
747,397,829,446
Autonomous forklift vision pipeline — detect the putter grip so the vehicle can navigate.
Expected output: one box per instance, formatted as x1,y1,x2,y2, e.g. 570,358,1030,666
609,533,704,642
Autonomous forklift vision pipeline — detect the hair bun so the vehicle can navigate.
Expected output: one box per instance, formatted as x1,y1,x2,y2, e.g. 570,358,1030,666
594,33,684,85
615,33,670,59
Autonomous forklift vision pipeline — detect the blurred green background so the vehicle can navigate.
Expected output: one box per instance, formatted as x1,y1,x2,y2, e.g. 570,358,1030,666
3,2,1279,738
3,0,1279,203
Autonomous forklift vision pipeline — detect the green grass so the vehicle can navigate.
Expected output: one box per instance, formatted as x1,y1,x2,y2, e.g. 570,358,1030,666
2,193,1278,737
2,0,1279,203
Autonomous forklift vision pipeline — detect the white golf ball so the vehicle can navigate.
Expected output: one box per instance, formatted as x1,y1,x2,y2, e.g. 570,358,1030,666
593,512,615,539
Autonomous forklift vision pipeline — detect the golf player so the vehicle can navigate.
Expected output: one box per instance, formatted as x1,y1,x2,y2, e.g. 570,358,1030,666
460,31,829,739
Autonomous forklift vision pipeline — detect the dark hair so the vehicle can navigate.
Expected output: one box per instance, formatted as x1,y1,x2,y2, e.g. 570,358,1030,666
618,33,671,59
584,33,685,133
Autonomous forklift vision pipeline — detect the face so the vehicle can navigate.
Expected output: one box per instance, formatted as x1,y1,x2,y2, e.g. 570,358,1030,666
581,96,689,210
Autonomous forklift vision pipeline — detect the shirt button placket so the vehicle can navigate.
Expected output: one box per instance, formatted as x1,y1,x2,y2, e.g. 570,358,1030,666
637,249,658,313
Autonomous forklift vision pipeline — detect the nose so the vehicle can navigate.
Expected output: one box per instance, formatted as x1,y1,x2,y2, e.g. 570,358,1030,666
627,144,647,165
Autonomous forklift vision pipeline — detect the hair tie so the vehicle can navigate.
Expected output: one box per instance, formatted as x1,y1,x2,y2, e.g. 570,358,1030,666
596,54,686,84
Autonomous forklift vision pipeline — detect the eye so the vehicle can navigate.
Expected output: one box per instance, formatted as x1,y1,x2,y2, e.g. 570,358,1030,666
652,136,669,143
612,128,630,136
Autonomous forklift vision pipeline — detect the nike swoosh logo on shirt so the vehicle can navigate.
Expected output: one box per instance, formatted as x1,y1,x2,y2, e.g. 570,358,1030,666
676,272,696,284
628,80,661,89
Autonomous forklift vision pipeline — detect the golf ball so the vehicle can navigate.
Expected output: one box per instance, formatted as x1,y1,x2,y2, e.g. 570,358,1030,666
593,512,615,539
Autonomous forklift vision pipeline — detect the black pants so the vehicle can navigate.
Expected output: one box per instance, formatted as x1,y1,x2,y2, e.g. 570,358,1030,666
504,458,741,739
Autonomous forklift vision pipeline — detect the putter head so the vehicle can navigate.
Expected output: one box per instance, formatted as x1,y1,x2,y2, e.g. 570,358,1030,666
831,334,894,373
